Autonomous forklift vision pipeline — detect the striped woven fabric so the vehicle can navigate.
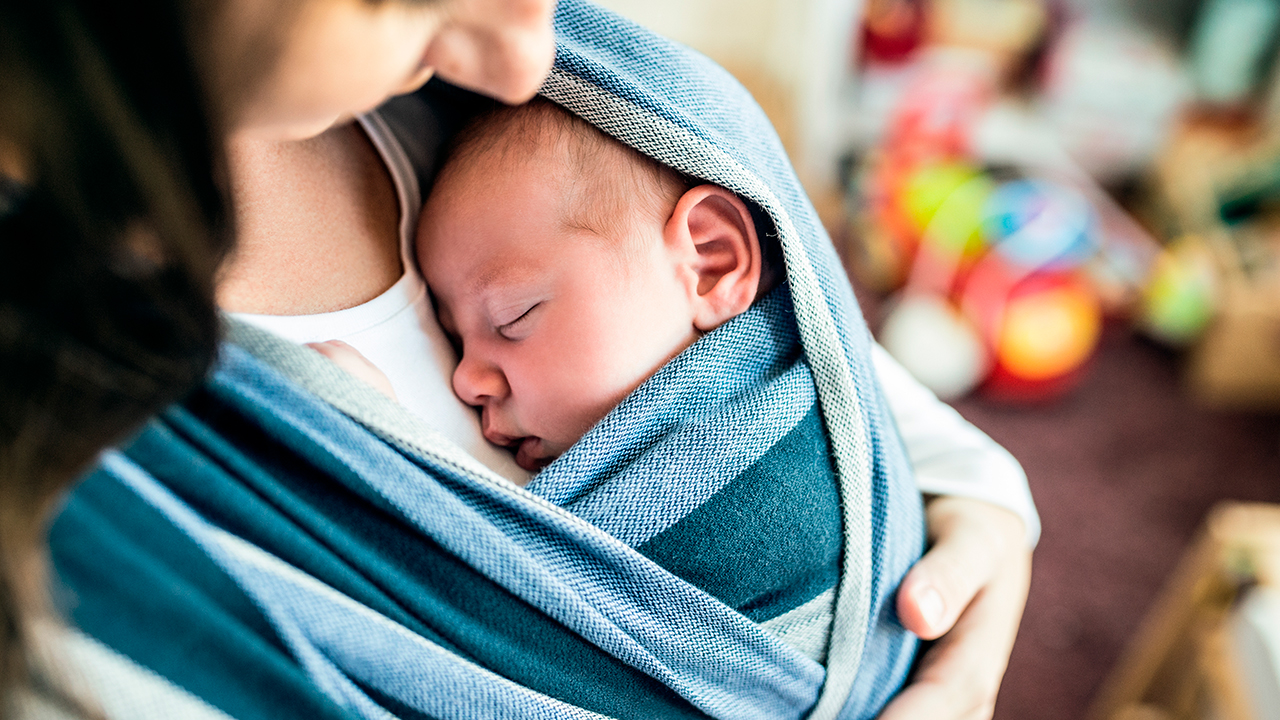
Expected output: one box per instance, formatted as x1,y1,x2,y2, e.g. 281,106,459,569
48,1,925,719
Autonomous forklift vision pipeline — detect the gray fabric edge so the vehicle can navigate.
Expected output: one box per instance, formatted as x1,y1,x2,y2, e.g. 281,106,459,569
760,588,836,665
539,69,875,719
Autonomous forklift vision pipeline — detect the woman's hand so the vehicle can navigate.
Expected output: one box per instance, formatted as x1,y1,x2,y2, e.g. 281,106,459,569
880,496,1032,720
308,340,399,401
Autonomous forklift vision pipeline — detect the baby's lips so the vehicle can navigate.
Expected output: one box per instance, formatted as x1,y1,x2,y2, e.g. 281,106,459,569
480,414,551,470
482,427,517,447
480,416,521,448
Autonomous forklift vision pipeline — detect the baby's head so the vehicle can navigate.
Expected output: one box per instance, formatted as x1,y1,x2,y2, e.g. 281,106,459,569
417,98,768,471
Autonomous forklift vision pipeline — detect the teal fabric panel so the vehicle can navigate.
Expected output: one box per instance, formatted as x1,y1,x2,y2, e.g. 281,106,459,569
637,405,841,622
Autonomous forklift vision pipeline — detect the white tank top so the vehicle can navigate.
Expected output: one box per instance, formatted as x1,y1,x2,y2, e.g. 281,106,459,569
229,111,531,484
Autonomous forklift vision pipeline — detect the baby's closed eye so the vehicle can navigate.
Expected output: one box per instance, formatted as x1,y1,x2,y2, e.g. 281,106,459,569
496,302,541,340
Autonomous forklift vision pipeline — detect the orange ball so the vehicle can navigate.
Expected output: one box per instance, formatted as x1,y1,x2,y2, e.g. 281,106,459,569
996,282,1101,381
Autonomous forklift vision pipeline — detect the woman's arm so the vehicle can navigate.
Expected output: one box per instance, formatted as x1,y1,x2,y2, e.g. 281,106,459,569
873,343,1039,545
873,343,1036,719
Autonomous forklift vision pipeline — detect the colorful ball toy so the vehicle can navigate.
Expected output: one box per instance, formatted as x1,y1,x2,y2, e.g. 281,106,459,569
983,179,1094,269
900,162,993,259
880,174,1105,402
979,269,1102,401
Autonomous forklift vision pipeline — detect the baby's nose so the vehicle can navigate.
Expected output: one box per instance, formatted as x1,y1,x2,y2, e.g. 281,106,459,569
452,354,509,407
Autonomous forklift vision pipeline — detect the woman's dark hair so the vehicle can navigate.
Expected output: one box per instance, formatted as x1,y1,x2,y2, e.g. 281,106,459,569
0,0,232,709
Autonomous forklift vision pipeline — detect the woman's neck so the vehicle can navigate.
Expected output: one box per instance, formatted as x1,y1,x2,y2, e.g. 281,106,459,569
217,122,403,316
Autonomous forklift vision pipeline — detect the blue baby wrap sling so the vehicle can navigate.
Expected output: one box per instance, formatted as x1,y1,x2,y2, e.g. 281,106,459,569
47,2,925,718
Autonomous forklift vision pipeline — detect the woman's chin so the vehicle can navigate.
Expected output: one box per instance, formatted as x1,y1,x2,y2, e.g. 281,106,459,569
232,112,348,143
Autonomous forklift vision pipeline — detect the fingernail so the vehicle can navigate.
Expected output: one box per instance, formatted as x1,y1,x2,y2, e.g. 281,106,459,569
916,586,945,631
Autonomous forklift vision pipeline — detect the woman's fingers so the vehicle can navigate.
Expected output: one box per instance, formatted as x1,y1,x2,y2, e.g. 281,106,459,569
881,542,1030,720
308,340,398,400
881,497,1033,720
897,497,1026,639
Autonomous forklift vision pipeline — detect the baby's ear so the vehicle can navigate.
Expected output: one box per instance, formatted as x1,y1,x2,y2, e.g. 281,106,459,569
665,184,762,332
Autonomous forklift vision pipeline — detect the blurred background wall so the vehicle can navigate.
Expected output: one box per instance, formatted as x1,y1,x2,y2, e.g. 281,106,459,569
596,0,859,204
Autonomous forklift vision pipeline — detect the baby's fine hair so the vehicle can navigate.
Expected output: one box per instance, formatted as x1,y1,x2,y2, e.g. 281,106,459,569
436,97,785,288
437,97,693,248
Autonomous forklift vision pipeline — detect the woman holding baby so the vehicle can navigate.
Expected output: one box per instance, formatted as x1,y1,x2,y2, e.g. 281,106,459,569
0,0,1031,718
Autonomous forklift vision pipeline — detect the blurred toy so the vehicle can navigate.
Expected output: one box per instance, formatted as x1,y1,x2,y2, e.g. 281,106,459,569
998,274,1100,379
969,180,1101,399
1038,22,1190,182
973,266,1101,401
848,55,999,291
903,162,993,258
861,0,926,64
983,179,1093,267
876,165,999,399
843,0,1198,404
856,157,992,289
878,168,995,399
856,51,1111,403
883,56,995,163
879,174,1104,401
879,293,990,399
1140,237,1220,345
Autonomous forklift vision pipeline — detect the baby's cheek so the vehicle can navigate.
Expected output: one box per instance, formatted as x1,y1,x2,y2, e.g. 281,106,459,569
539,361,624,440
524,307,657,445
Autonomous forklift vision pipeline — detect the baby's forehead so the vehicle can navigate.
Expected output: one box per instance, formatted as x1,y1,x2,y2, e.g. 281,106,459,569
424,99,695,256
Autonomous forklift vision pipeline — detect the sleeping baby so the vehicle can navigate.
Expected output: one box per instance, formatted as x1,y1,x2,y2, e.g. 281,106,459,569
313,97,922,711
317,97,781,472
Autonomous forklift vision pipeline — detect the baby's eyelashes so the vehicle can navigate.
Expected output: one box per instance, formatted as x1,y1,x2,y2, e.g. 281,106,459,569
495,302,540,341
